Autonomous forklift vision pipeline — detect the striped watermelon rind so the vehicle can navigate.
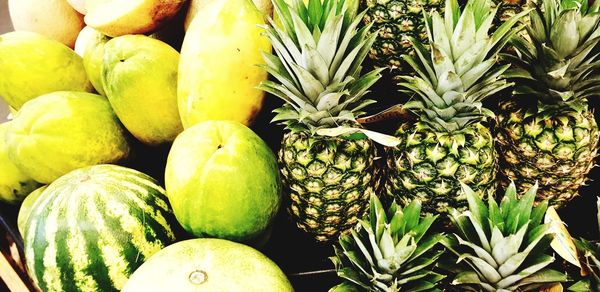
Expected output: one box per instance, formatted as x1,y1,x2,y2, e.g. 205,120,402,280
23,164,179,292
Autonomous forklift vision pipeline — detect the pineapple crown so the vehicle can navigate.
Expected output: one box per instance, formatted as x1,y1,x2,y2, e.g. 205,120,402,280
505,0,600,113
443,182,567,291
570,198,600,291
399,0,528,133
258,0,383,135
330,194,446,291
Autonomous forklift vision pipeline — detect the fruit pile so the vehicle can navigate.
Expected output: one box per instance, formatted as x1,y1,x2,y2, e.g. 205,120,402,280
1,0,600,291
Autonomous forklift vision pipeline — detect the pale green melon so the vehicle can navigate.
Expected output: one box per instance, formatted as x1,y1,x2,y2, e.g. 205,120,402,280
122,238,293,292
17,185,46,236
77,26,111,96
6,91,130,183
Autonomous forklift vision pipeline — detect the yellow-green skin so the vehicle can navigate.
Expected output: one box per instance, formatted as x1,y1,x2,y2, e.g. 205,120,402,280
121,238,294,292
0,31,92,109
6,91,130,184
165,121,281,244
102,35,183,145
178,0,271,128
78,26,111,96
17,185,46,236
0,122,41,204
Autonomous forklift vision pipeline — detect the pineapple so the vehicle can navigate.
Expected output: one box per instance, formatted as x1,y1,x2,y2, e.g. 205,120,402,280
443,182,568,291
385,0,526,216
362,0,444,76
330,194,446,291
569,197,600,292
496,0,600,207
259,0,394,241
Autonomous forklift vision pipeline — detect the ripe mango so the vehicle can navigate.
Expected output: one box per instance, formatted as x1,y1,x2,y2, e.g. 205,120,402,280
0,32,92,109
8,0,85,48
85,0,187,37
76,26,111,95
102,35,183,145
178,0,271,128
6,91,130,183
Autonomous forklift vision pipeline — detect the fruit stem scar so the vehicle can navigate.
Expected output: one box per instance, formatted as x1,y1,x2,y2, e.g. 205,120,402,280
189,270,208,285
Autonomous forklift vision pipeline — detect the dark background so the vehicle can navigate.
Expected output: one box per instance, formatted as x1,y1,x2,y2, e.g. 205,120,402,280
0,1,599,291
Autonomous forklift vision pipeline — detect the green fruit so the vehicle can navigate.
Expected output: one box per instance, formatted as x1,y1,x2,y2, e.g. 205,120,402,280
78,26,111,96
165,121,281,244
17,185,46,236
23,165,180,292
0,31,92,109
6,91,130,183
121,238,293,292
102,35,183,145
0,122,41,204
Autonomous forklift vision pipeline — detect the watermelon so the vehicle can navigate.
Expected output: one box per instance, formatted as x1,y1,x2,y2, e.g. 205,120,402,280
23,164,180,292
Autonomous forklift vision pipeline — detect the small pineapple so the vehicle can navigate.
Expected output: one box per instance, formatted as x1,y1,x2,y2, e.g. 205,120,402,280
362,0,444,76
260,0,393,241
330,194,446,291
443,182,568,291
569,197,600,292
386,0,526,216
496,0,600,207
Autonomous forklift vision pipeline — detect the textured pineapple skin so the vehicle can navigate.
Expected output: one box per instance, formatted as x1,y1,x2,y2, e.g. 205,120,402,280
279,131,377,242
362,0,443,75
385,122,497,216
497,101,599,207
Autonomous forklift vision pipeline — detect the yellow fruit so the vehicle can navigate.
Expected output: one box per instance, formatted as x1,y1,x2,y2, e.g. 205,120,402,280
183,0,273,31
102,35,183,145
178,0,271,128
0,31,92,109
6,91,130,183
8,0,85,48
67,0,87,14
84,0,187,37
77,26,111,95
0,122,41,204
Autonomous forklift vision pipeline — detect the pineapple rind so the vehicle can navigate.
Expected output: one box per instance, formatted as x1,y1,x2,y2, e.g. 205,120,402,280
497,102,599,206
280,131,377,241
386,122,497,215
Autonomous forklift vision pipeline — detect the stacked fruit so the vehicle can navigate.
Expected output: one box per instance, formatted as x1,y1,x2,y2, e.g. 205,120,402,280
1,0,600,291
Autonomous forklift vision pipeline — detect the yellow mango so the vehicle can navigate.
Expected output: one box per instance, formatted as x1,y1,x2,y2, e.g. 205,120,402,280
76,26,111,96
0,32,92,109
178,0,271,128
102,35,183,145
183,0,273,31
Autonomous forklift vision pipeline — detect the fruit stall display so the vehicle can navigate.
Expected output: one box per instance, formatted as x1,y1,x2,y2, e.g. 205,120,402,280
0,0,600,291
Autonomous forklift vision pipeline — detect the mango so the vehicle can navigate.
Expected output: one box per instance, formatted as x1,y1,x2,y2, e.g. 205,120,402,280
102,35,183,145
8,0,85,48
6,91,130,183
178,0,271,128
0,122,41,204
0,32,92,109
184,0,273,31
76,26,111,95
84,0,187,37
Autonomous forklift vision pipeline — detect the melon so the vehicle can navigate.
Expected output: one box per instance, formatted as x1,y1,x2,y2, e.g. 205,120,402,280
122,238,293,292
23,164,179,291
17,186,47,236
